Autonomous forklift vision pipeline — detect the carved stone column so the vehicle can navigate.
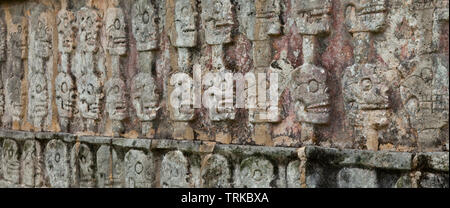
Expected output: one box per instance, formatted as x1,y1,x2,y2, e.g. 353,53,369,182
131,0,160,137
289,0,332,145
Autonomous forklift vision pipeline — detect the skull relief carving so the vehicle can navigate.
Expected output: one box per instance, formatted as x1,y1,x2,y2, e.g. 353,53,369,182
124,150,154,188
174,0,198,47
29,73,49,128
290,64,330,124
293,0,332,35
78,6,102,53
105,78,128,121
132,73,159,121
202,0,234,45
200,154,231,188
344,0,387,33
55,73,76,120
10,17,28,60
106,0,127,55
78,73,103,120
45,139,69,188
132,0,159,51
2,139,20,184
240,156,274,188
35,13,53,59
160,150,190,188
71,144,95,187
57,9,76,53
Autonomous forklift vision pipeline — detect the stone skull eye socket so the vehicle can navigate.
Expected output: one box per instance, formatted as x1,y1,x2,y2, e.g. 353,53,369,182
361,78,372,91
36,84,43,93
308,79,319,93
135,161,143,174
87,84,94,95
114,19,121,30
181,7,189,16
61,82,68,93
55,152,61,163
143,11,149,24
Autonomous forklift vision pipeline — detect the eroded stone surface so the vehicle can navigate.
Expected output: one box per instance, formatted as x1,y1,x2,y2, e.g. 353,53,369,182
240,156,274,188
44,139,69,187
160,150,190,188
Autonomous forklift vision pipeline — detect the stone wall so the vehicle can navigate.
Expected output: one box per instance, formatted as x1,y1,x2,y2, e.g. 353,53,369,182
0,0,448,188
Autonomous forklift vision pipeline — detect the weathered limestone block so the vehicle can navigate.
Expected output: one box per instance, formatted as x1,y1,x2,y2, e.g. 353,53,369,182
287,160,301,188
21,140,44,187
105,77,128,135
200,154,231,188
96,145,123,188
132,0,159,52
0,0,448,188
0,16,5,121
342,0,397,150
132,72,159,134
160,150,190,188
44,139,69,187
240,156,274,188
201,0,234,45
70,143,95,187
287,0,333,145
124,149,154,188
1,139,20,184
75,1,106,132
337,167,378,188
132,0,160,137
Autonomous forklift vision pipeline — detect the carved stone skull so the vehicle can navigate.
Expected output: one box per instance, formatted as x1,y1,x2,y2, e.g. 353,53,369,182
105,78,128,120
202,0,234,45
132,0,159,51
6,76,23,121
78,7,101,53
2,139,20,184
10,17,28,59
35,13,53,58
55,73,76,118
45,139,69,188
290,64,330,124
174,0,198,47
345,64,390,111
294,0,332,35
204,72,235,121
255,0,281,38
71,144,94,187
240,156,274,188
132,73,160,121
124,150,154,188
169,73,194,121
344,0,387,33
29,73,49,120
160,150,190,188
57,9,76,53
106,1,127,55
78,73,103,120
